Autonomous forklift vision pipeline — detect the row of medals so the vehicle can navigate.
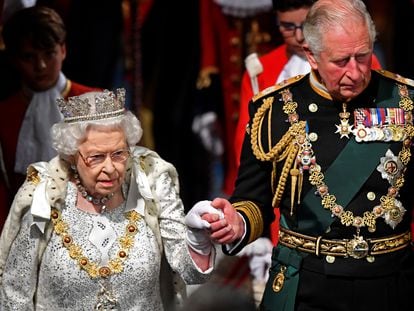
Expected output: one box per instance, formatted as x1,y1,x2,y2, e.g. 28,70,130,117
336,115,406,142
353,123,405,142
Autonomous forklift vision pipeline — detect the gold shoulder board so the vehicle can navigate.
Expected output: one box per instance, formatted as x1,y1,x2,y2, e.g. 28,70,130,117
252,74,306,102
376,69,414,87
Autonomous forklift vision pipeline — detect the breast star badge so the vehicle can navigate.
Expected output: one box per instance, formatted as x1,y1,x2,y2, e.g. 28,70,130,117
335,119,353,139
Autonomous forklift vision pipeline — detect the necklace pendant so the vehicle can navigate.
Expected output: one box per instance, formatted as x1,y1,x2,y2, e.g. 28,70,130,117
272,265,287,293
94,279,120,311
335,102,353,139
346,235,369,259
335,119,353,139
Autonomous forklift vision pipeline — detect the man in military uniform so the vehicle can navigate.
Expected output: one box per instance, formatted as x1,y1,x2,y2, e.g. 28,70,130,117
198,0,414,310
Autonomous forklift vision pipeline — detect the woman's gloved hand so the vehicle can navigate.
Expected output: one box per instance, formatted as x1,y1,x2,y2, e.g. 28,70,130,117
185,200,223,255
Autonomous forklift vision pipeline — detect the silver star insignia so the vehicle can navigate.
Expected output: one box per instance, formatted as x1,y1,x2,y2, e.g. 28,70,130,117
335,120,353,139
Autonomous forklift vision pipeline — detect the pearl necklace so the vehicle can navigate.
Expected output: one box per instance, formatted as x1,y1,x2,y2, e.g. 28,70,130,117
74,172,114,213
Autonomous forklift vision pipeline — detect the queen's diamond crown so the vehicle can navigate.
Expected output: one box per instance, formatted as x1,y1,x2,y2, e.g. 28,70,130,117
57,88,126,123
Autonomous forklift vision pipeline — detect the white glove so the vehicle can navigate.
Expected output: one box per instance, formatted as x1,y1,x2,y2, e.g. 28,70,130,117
185,200,224,255
192,112,224,156
245,53,263,95
238,237,273,282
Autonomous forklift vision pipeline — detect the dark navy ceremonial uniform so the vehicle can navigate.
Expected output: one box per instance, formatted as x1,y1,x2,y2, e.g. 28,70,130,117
224,70,414,311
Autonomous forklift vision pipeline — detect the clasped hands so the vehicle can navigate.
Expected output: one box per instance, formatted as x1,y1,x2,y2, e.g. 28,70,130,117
184,198,245,255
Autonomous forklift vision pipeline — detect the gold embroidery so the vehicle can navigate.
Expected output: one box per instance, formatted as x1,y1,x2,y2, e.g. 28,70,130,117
272,265,286,292
250,81,413,232
233,201,263,243
26,170,40,185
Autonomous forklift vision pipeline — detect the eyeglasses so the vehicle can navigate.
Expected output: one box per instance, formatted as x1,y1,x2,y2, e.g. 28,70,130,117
78,149,130,167
278,22,304,35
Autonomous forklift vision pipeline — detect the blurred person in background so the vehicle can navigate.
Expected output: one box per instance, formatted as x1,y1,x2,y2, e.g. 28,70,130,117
0,6,99,228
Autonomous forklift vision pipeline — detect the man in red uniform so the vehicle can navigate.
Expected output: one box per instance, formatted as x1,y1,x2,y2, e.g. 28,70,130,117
196,0,280,197
0,6,99,229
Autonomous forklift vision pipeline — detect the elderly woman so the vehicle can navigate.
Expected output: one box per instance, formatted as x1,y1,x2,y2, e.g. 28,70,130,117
0,89,220,310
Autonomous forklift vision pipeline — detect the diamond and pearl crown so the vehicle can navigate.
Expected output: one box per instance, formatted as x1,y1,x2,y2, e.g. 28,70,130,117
57,88,126,123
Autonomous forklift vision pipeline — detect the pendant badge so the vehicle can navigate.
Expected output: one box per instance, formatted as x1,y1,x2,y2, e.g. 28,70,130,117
335,103,353,139
335,119,353,139
272,265,287,292
346,235,369,259
94,279,120,311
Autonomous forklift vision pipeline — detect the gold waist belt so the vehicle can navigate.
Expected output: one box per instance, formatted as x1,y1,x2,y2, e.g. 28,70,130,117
279,227,411,260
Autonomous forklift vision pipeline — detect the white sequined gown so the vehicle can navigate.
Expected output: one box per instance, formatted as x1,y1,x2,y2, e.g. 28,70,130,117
0,158,211,310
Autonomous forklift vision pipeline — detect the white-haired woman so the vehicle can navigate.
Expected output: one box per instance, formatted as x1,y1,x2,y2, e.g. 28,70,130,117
0,89,221,310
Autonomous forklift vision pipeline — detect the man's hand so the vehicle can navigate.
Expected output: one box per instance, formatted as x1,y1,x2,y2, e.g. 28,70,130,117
201,198,245,244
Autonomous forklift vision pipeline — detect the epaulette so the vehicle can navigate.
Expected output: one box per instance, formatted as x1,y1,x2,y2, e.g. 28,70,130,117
376,69,414,87
252,74,306,102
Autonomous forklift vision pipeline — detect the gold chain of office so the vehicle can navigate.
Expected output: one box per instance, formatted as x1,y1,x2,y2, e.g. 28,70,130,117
51,207,141,278
250,84,414,232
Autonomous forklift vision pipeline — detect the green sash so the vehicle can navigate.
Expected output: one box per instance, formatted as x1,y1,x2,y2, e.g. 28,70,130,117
261,74,401,311
299,140,390,235
261,139,390,311
297,75,398,235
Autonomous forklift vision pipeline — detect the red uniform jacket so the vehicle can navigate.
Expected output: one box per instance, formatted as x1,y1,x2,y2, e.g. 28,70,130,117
198,0,279,196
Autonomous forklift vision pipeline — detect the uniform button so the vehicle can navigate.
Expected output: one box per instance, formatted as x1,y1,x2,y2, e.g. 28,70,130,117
308,132,318,142
366,256,375,263
367,192,376,201
326,255,335,263
246,124,250,134
308,103,318,112
232,111,239,121
230,37,240,46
